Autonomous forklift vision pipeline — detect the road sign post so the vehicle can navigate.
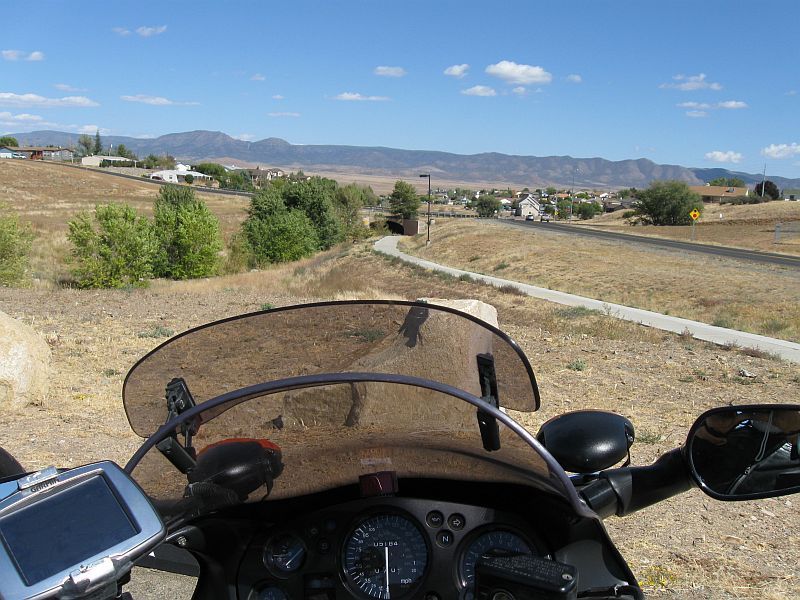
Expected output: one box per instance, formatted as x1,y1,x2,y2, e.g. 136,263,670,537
690,209,700,241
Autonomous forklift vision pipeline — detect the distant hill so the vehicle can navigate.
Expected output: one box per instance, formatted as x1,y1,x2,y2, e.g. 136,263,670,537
12,130,800,190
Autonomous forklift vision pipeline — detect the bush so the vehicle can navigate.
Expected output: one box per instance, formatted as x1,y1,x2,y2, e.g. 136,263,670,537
183,174,194,184
152,185,222,279
0,204,32,286
575,202,603,220
67,203,155,288
633,181,702,226
244,193,320,265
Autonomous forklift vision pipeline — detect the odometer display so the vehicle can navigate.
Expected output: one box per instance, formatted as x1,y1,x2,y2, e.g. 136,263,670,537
343,514,428,599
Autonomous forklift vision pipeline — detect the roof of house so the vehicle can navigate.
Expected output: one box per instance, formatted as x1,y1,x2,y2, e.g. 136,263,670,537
689,185,748,197
9,146,70,152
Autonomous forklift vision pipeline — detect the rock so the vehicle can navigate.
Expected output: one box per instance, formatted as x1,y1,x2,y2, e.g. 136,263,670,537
0,311,51,409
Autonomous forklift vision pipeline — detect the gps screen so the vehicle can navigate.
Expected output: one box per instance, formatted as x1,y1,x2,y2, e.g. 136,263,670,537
0,475,139,585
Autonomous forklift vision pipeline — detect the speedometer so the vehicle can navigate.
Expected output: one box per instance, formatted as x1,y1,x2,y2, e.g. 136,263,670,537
460,529,533,590
342,514,428,599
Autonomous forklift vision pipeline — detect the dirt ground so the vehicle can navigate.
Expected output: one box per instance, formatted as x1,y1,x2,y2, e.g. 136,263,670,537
1,245,799,599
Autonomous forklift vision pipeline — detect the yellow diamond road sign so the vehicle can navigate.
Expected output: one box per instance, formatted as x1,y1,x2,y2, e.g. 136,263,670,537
690,209,700,221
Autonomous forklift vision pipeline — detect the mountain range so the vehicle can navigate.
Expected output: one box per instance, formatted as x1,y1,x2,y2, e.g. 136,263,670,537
10,130,800,190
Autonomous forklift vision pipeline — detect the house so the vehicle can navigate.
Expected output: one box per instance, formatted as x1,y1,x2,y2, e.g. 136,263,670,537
6,146,73,160
149,166,214,184
243,166,285,187
81,155,130,167
781,189,800,201
688,185,749,203
0,146,15,159
514,194,541,217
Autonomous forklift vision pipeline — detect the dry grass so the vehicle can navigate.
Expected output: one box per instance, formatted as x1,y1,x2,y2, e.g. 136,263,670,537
0,160,250,280
399,219,800,343
584,200,800,254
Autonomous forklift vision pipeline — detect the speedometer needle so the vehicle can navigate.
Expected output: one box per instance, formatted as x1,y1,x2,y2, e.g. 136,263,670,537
384,546,390,599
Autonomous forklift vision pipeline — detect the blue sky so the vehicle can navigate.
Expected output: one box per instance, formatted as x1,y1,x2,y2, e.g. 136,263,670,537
2,0,799,177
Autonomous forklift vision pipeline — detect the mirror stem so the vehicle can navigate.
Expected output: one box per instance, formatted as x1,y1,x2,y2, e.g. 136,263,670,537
581,449,695,518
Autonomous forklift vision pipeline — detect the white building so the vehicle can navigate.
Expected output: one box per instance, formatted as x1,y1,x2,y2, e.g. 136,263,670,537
516,194,542,217
81,155,131,167
149,168,214,184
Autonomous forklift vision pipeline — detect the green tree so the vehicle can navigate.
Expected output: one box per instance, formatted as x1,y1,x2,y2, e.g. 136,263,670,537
575,202,603,220
77,134,94,157
115,144,136,159
67,203,155,288
388,180,421,219
709,177,746,188
151,185,222,279
556,198,571,220
281,177,342,249
634,181,702,225
619,187,637,199
754,180,780,200
0,136,19,147
545,187,558,196
243,188,319,265
194,163,227,178
334,183,372,239
475,194,501,217
0,203,32,285
93,130,102,155
184,174,194,184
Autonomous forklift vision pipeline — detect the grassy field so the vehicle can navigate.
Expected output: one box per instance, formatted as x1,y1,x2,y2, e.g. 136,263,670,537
582,200,800,254
399,219,800,343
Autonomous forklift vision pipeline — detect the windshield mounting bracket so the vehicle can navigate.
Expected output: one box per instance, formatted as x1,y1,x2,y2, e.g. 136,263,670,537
477,354,501,452
156,378,201,474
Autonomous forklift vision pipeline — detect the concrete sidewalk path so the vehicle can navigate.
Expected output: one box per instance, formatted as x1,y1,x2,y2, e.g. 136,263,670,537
375,236,800,363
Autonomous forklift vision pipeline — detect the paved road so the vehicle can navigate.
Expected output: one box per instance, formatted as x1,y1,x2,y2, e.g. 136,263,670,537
504,219,800,268
375,236,800,363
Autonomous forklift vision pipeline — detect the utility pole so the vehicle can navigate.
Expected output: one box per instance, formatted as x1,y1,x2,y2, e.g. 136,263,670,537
760,163,766,198
420,174,432,244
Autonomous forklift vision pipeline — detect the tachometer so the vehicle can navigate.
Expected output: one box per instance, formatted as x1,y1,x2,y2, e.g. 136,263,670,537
460,529,533,590
342,514,428,599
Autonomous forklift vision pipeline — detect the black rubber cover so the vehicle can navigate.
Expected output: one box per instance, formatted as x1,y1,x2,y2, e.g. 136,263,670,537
536,411,634,473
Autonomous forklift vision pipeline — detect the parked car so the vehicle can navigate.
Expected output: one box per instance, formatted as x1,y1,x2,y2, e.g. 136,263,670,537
525,214,536,221
540,213,552,222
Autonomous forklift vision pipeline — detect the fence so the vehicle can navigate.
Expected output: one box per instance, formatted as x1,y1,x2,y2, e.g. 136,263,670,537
774,221,800,243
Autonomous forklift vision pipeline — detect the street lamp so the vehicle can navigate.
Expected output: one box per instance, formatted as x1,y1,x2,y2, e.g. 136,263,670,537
419,174,431,245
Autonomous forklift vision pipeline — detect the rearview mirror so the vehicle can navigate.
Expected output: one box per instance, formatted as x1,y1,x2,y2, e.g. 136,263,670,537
686,404,800,500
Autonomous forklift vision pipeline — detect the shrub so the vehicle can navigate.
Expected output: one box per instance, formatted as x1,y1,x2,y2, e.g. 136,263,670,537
183,174,194,184
152,185,222,279
0,204,32,286
633,181,702,226
575,202,603,220
67,203,155,288
244,208,319,265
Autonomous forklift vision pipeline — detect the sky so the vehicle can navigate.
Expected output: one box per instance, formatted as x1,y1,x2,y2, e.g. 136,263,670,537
2,0,799,177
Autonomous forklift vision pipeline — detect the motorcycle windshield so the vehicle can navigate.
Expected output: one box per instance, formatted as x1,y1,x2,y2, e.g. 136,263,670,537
122,300,540,438
126,378,568,525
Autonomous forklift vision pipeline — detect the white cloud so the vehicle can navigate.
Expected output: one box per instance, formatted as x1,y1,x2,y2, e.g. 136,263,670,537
685,110,708,118
374,66,406,77
660,73,722,91
333,92,389,101
787,90,797,96
761,143,800,159
0,92,99,108
461,85,496,97
272,94,284,100
54,83,87,92
136,25,167,37
112,27,131,36
716,100,747,109
444,64,469,78
485,60,552,85
234,133,257,141
705,150,742,164
0,111,44,123
268,112,300,117
678,101,711,109
566,74,582,83
250,73,265,81
512,86,526,95
2,50,44,61
120,94,199,106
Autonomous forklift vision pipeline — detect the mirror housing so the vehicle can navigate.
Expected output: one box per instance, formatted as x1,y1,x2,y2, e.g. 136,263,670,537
686,404,800,501
536,410,634,473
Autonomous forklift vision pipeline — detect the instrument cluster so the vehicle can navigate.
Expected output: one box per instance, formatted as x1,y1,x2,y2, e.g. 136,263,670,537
238,496,548,600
